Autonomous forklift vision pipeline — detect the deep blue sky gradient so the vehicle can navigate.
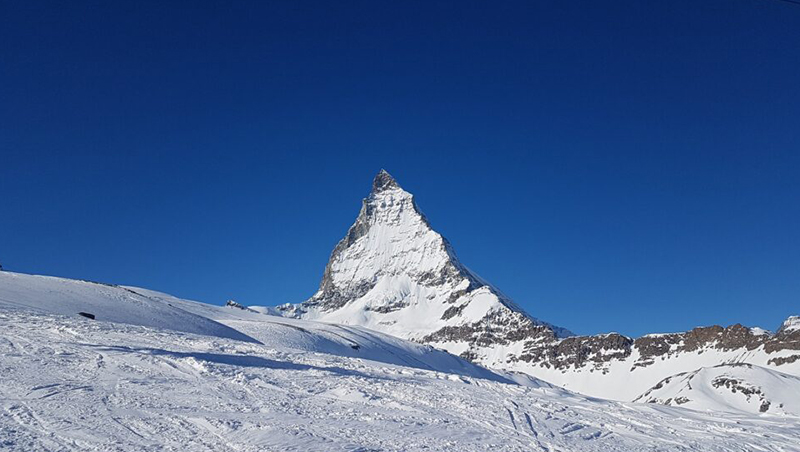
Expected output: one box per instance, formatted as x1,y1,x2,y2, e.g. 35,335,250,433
1,1,798,336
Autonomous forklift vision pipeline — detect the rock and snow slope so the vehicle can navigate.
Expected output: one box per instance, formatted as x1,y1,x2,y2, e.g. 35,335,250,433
515,319,800,401
272,170,800,403
1,276,799,451
634,363,800,416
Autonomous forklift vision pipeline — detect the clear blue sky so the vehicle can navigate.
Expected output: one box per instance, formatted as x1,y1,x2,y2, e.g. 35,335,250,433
1,1,798,337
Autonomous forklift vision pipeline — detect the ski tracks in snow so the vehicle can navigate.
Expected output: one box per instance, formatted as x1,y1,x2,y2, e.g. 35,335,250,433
1,310,799,452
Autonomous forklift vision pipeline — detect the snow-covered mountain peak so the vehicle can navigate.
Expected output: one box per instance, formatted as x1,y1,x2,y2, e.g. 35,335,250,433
371,168,401,193
778,315,800,334
306,170,470,314
360,169,432,233
278,170,568,357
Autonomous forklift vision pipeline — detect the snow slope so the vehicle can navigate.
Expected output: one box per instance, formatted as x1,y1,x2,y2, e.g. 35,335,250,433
0,271,257,343
634,363,800,416
0,271,515,382
123,286,513,382
2,307,799,451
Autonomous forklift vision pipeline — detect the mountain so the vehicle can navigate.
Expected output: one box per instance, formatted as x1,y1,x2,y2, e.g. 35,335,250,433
2,271,799,451
274,170,800,402
634,363,800,416
276,170,571,359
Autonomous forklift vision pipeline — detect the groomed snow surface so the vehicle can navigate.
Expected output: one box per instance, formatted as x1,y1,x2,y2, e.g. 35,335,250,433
1,271,799,451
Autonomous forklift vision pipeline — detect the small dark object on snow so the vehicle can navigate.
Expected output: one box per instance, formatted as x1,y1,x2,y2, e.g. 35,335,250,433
78,312,95,320
350,344,361,350
226,299,256,312
226,299,246,309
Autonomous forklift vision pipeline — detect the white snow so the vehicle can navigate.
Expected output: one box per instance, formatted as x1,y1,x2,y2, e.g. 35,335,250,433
1,277,799,451
3,168,798,450
0,272,256,343
780,315,800,334
634,364,800,416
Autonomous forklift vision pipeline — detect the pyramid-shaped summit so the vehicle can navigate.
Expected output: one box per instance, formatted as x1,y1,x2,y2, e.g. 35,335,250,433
279,169,570,367
371,168,399,193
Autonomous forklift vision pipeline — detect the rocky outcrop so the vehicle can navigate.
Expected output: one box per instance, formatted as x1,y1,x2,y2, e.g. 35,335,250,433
226,300,256,312
512,333,633,372
508,321,799,375
630,324,770,368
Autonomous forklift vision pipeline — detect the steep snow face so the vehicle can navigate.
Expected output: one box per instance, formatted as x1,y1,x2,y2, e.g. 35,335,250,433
634,364,800,416
277,170,570,363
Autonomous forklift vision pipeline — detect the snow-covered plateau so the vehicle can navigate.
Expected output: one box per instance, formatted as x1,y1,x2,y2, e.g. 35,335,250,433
1,271,799,451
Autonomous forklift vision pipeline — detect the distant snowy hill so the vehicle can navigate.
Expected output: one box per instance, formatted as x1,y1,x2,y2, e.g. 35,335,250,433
0,271,256,343
1,273,799,451
270,170,800,403
634,363,800,416
522,319,800,401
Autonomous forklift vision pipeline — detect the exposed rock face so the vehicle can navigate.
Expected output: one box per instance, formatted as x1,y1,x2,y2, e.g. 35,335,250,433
511,333,633,373
274,170,800,402
631,324,770,367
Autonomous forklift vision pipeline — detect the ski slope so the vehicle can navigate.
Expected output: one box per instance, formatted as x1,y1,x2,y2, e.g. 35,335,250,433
0,272,257,343
124,285,516,382
1,271,799,451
